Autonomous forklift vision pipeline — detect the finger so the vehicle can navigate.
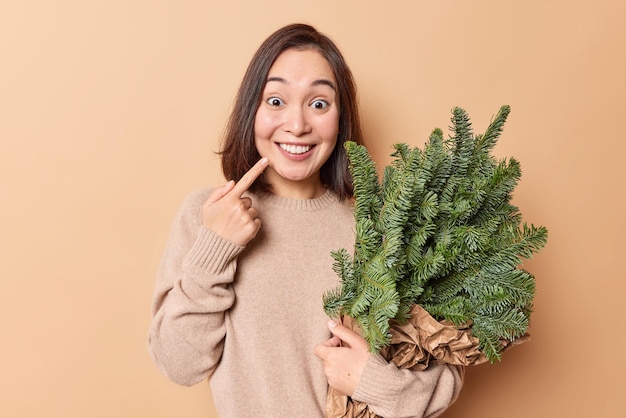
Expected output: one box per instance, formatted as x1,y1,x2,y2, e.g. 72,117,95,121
205,180,236,204
313,336,341,360
327,320,368,350
240,196,253,209
327,336,342,347
249,212,262,233
314,341,331,359
231,157,269,197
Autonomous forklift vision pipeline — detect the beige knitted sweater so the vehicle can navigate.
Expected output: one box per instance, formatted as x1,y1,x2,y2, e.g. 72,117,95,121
148,188,463,418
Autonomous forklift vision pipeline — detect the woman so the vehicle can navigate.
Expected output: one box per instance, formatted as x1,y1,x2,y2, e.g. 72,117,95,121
148,23,463,417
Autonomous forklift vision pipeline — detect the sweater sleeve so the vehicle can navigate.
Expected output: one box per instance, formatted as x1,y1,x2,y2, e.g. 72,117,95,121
351,354,464,418
147,189,244,386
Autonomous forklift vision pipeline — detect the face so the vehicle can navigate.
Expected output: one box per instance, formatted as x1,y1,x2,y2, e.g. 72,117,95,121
254,48,339,198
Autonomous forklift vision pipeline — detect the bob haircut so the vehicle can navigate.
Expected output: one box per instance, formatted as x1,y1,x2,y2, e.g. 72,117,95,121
219,23,363,201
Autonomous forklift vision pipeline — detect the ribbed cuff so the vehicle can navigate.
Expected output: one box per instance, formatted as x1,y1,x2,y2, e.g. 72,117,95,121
352,354,404,404
183,227,243,275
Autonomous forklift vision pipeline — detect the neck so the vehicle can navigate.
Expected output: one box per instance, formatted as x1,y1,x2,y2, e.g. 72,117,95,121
267,177,327,200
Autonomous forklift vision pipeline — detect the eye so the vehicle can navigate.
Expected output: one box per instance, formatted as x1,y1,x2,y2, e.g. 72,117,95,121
311,99,329,110
267,97,285,107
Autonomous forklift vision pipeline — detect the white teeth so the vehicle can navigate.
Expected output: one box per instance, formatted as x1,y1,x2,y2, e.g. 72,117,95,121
279,143,312,154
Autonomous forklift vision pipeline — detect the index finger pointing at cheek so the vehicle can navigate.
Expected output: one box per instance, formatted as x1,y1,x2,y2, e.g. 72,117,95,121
231,157,269,197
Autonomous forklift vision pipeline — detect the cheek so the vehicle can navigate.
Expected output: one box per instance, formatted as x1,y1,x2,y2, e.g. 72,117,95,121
254,114,274,157
319,112,340,144
254,110,277,141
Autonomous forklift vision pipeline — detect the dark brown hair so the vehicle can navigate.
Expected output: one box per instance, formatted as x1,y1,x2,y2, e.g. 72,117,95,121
219,23,363,200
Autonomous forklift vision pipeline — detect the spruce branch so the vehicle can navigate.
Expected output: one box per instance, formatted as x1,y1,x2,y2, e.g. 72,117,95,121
323,105,548,363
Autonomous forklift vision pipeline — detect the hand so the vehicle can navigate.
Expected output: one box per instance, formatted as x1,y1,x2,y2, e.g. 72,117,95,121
314,319,370,396
202,157,269,246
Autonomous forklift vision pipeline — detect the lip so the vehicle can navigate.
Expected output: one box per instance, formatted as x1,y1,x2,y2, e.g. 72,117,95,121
275,142,316,161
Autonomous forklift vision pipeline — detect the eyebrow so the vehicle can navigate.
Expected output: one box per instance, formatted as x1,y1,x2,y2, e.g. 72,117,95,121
266,76,336,91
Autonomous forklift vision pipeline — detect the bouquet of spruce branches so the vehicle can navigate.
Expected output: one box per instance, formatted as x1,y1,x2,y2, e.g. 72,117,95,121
323,105,547,418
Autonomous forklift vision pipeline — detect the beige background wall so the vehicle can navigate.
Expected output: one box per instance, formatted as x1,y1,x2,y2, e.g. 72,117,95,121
1,1,624,417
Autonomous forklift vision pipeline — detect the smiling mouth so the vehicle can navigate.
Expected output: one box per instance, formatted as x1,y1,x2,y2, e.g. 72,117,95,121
279,143,313,155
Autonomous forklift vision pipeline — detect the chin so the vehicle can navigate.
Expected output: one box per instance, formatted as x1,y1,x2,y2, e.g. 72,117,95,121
283,174,311,182
277,169,316,183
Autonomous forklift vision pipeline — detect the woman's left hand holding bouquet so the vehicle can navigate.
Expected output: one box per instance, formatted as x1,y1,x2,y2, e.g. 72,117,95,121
315,319,370,396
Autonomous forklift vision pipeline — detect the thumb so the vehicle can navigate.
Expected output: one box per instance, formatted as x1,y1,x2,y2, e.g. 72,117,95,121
327,320,369,351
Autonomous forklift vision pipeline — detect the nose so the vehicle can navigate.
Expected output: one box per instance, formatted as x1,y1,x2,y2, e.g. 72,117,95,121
283,106,311,137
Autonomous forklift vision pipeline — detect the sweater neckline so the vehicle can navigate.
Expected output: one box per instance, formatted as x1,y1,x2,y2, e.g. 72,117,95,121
254,189,339,211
